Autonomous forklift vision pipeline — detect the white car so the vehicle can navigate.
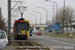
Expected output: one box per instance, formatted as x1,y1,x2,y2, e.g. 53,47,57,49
0,31,8,49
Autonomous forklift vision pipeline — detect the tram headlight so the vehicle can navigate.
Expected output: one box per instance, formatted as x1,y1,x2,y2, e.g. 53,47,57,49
19,33,20,35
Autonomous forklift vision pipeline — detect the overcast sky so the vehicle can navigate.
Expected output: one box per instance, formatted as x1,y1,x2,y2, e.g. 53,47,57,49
0,0,75,25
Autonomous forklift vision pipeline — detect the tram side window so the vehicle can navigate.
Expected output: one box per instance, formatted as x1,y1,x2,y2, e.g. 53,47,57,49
0,32,6,39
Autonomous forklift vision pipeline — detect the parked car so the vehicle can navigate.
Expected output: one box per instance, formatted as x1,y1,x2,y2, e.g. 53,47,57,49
36,32,41,35
0,31,8,49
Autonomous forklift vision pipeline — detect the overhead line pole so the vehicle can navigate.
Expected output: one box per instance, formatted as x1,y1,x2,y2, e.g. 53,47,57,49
37,7,48,34
63,0,65,36
29,14,37,26
8,0,11,41
45,0,58,22
32,11,41,28
11,1,22,10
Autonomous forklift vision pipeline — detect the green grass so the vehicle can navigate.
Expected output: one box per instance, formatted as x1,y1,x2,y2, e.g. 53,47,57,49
32,33,36,34
42,33,75,38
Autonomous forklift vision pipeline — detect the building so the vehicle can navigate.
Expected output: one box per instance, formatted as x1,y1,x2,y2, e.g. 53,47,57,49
0,8,1,15
0,7,5,30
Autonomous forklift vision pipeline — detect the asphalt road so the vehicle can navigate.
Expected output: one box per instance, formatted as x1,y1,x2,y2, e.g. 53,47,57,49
28,34,75,50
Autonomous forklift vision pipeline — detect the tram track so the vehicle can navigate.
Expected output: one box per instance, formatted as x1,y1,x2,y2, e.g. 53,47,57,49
18,40,34,46
6,40,50,50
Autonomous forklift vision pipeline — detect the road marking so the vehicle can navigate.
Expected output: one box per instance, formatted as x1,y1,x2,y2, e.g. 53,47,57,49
48,39,75,46
34,35,75,46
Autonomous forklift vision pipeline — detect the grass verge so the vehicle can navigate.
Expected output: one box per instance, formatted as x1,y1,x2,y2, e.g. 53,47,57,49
42,33,75,38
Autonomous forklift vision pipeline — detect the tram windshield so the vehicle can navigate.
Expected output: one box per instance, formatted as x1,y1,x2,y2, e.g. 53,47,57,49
17,23,29,33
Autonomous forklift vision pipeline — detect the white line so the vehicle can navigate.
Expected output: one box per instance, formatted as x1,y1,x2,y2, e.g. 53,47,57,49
48,39,75,46
34,35,75,46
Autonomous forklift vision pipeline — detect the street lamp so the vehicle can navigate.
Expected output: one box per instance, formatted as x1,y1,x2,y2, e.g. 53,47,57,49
29,14,37,26
45,0,58,22
32,11,41,27
37,7,48,34
18,6,27,18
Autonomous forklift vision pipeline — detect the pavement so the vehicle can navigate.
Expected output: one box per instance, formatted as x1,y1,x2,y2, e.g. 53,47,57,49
28,34,75,50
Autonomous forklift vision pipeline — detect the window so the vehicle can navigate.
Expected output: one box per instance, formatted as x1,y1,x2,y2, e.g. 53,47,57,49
0,32,6,39
16,23,29,33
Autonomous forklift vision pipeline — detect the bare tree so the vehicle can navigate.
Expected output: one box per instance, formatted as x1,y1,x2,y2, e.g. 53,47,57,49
67,7,75,30
56,7,66,35
55,6,75,36
0,16,5,30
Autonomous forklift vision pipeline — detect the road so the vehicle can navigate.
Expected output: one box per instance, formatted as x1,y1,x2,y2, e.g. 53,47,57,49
28,34,75,50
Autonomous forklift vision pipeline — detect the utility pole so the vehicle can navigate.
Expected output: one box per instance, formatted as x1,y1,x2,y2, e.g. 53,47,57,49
53,3,55,22
45,0,58,22
37,7,48,34
63,0,65,36
32,11,41,28
8,0,11,41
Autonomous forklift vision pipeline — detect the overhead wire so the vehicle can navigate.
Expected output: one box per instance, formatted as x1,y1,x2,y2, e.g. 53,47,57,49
23,0,26,6
11,0,27,18
11,0,19,10
11,0,20,14
11,0,22,16
23,0,27,13
20,0,27,17
18,0,27,16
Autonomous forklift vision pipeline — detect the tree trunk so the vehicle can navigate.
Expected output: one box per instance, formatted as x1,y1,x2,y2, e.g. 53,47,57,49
63,21,64,36
66,22,68,36
0,19,5,30
70,22,72,31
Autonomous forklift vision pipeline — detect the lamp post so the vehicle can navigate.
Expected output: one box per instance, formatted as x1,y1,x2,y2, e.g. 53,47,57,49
37,7,48,34
32,11,41,28
45,0,58,22
29,14,37,26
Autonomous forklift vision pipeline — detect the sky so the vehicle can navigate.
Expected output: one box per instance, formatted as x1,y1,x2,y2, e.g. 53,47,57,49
0,0,75,26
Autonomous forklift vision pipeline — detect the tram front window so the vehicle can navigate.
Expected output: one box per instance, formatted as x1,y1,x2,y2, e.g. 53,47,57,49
0,32,6,39
17,23,29,33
